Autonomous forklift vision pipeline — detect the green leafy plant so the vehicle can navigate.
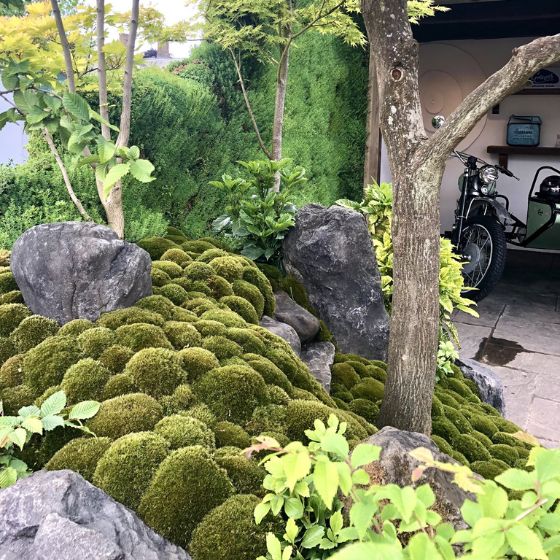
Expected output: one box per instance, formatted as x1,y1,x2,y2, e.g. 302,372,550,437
337,183,478,377
0,390,100,488
253,414,560,560
211,159,305,263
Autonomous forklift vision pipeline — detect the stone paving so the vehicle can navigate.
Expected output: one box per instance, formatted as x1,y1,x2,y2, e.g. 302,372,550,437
454,250,560,448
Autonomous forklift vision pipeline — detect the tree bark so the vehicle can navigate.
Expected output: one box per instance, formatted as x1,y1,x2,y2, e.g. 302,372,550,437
96,0,111,140
271,44,290,191
363,46,380,190
50,0,75,93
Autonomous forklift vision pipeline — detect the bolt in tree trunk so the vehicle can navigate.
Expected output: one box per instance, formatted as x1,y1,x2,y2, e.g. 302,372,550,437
362,0,560,434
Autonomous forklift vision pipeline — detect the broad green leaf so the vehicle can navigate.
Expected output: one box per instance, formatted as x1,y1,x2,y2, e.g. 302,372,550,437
506,524,547,559
313,458,339,509
330,541,403,560
321,432,349,459
68,400,100,421
41,415,65,432
478,483,508,519
40,390,66,416
8,427,26,449
284,497,304,519
254,501,271,525
534,448,560,483
330,510,344,534
103,163,130,196
130,159,155,183
283,449,311,492
21,417,43,435
266,533,282,560
63,92,90,122
351,468,370,486
97,137,116,164
129,145,140,159
495,469,536,491
351,443,380,468
18,405,40,418
284,518,299,544
407,532,444,560
350,500,375,539
416,484,436,508
0,466,18,488
301,525,324,549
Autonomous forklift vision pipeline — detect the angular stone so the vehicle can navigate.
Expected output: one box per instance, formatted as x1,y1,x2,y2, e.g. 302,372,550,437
11,222,152,325
300,342,335,391
0,470,190,560
274,291,320,342
260,315,301,355
457,358,505,414
283,205,389,360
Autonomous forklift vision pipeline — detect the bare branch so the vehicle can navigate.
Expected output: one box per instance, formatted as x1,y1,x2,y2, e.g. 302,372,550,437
421,34,560,165
96,0,111,140
230,49,273,159
43,128,93,222
49,0,76,93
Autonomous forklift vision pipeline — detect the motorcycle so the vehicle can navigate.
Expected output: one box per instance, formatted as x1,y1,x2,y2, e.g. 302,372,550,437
433,117,560,301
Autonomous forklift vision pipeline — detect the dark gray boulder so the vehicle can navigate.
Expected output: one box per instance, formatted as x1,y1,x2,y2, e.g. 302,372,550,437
0,470,190,560
11,222,152,325
457,358,505,414
300,342,335,391
260,315,301,355
360,427,474,528
274,291,320,343
283,205,389,360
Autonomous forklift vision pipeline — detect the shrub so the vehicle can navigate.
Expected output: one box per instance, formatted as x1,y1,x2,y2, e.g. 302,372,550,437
93,432,170,509
220,295,259,324
97,307,164,329
139,446,234,547
214,421,251,449
163,321,202,349
9,315,59,353
115,323,172,352
102,373,138,400
98,344,134,373
46,437,112,482
77,327,117,359
232,279,265,317
87,393,163,439
155,414,215,450
61,358,111,402
178,347,220,380
124,348,184,398
0,304,31,337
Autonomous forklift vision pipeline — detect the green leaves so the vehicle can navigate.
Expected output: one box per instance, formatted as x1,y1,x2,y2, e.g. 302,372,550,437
506,524,547,559
40,390,66,416
313,457,339,509
130,158,156,183
63,92,90,122
68,400,100,421
351,443,380,468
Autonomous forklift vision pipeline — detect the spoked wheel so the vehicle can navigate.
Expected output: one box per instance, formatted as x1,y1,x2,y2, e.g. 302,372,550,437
460,215,507,301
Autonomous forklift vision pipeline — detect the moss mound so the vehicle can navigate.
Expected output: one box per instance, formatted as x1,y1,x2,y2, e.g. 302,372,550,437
155,414,215,450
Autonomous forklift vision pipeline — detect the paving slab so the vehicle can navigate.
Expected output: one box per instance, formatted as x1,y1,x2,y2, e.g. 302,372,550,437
454,323,493,360
526,397,560,444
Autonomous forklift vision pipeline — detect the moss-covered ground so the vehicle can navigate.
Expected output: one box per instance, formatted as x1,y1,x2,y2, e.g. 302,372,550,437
0,229,532,558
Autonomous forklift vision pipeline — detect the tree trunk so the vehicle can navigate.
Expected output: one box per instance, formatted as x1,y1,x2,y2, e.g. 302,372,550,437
272,44,290,191
104,185,125,238
96,0,111,140
363,46,380,191
49,0,75,93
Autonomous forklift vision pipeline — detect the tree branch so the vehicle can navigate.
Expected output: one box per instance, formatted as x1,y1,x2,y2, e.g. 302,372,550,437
96,0,111,140
43,128,93,222
49,0,76,93
229,49,272,159
421,34,560,165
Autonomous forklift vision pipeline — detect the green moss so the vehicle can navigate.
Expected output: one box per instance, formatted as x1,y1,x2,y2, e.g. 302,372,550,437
431,435,454,456
492,432,522,447
206,275,234,299
331,363,360,389
97,307,164,329
9,315,59,353
471,431,493,448
348,398,379,424
267,385,290,405
152,260,184,279
182,240,217,253
454,434,492,463
185,261,215,280
160,248,192,267
162,321,202,350
332,397,349,410
0,354,24,389
196,248,229,263
124,348,184,398
214,453,265,496
87,393,163,439
0,384,35,414
99,344,134,373
450,450,469,465
0,304,32,337
231,280,265,318
219,295,258,324
332,388,353,404
192,319,227,337
61,358,111,403
434,390,460,408
226,329,266,355
364,365,387,383
46,437,112,482
155,414,215,450
493,416,521,434
470,460,504,480
171,306,198,322
469,414,499,438
209,256,244,282
137,237,179,260
350,378,384,402
182,403,217,428
185,298,217,315
23,335,83,394
0,271,18,293
246,404,287,434
214,421,251,449
159,383,196,415
202,336,243,360
242,267,275,316
136,295,177,320
151,268,171,287
93,432,170,509
0,290,24,304
200,309,246,327
244,355,293,394
489,444,519,466
431,417,461,444
158,284,189,306
77,327,117,359
178,347,220,380
431,395,445,418
139,446,234,547
102,373,138,400
443,406,472,434
115,323,173,352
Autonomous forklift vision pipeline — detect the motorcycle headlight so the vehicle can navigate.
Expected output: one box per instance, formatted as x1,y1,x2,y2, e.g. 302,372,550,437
480,166,498,184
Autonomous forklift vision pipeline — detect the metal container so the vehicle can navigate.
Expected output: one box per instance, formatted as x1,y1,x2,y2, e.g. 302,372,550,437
507,115,542,146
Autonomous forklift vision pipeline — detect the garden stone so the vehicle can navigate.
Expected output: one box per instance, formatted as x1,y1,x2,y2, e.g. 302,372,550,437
300,342,335,391
457,358,505,414
274,291,320,342
361,427,474,528
283,205,389,360
260,315,301,355
0,469,190,560
10,222,152,325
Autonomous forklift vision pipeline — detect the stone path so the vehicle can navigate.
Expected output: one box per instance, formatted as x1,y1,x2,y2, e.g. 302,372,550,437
454,250,560,448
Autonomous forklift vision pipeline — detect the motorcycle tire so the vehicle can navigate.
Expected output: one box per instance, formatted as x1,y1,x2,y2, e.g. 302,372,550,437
460,214,507,302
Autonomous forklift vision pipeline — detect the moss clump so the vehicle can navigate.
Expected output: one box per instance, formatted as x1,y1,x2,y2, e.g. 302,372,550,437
226,329,266,355
200,309,246,328
220,295,259,324
155,414,215,450
87,393,163,439
0,354,24,389
194,365,269,423
0,271,18,293
102,373,138,400
182,240,217,254
137,237,179,260
202,336,243,360
151,268,171,287
0,336,16,365
0,384,35,414
99,344,134,373
98,307,164,330
77,327,116,359
469,414,499,438
23,335,83,394
152,260,184,279
184,261,214,280
163,321,202,349
196,248,229,263
136,295,177,320
192,319,227,337
431,417,461,444
159,384,196,415
471,431,493,448
61,358,111,402
489,444,519,466
443,407,472,434
331,363,360,389
93,432,170,509
246,404,287,434
242,267,275,316
431,435,455,456
124,348,184,398
0,290,23,305
209,256,244,281
435,390,460,408
214,421,251,449
0,304,32,337
470,460,505,479
232,279,265,318
492,416,521,434
182,403,217,428
350,378,384,402
178,347,220,381
492,431,523,447
115,323,172,352
348,398,379,424
454,434,492,463
268,385,291,406
431,395,445,418
139,446,234,547
244,355,293,394
206,275,234,299
214,452,265,496
46,436,112,481
160,248,192,267
156,284,188,307
9,315,59,353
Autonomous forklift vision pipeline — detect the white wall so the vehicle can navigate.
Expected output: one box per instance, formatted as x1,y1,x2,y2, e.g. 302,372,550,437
381,37,560,233
0,92,27,164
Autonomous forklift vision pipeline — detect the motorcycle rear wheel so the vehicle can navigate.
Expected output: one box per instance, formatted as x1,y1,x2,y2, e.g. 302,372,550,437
460,215,507,301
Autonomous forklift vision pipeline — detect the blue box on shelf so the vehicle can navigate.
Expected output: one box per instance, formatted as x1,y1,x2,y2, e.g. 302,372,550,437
507,115,542,147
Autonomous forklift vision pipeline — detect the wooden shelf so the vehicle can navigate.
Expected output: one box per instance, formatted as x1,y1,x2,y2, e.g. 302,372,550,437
486,145,560,168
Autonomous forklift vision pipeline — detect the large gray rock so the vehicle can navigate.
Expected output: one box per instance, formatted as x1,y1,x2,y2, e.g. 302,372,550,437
274,291,320,342
457,358,505,414
0,470,190,560
260,315,301,355
11,222,152,325
361,427,473,528
301,342,335,391
283,205,389,360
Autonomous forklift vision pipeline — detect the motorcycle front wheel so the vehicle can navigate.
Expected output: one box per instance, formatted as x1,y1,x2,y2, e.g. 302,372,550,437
460,215,507,301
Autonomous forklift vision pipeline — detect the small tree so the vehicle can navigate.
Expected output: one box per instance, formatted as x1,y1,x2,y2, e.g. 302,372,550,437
361,0,560,434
